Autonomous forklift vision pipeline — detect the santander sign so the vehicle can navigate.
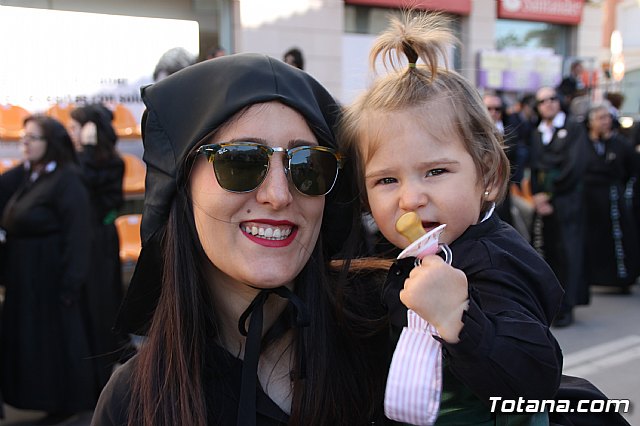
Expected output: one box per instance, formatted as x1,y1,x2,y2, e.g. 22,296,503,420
498,0,584,25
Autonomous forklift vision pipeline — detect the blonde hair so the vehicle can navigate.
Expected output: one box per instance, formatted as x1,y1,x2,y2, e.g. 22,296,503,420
340,12,510,212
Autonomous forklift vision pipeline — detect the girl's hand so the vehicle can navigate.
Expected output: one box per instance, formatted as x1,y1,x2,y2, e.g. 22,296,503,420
80,122,98,146
399,256,469,343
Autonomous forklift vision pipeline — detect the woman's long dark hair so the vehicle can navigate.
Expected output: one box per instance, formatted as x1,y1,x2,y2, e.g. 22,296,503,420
24,115,77,167
127,111,388,425
70,104,118,163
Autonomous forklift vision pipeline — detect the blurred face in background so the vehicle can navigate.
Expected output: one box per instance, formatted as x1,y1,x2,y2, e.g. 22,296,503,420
483,95,503,124
589,107,612,138
21,121,48,164
67,119,83,151
536,87,561,121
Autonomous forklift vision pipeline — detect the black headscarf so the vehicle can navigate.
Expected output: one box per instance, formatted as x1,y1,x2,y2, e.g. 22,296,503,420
115,53,354,335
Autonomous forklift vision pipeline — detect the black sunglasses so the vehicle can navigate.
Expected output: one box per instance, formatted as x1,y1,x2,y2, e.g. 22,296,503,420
196,142,344,196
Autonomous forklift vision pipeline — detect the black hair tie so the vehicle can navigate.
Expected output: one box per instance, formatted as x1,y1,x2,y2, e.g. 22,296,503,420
236,286,310,426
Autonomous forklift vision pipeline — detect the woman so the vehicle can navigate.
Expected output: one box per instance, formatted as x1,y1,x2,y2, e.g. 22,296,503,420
92,53,388,426
0,115,97,423
68,104,128,392
583,103,639,292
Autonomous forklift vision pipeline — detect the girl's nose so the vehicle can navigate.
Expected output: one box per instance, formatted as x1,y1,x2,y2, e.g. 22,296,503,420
398,182,428,212
255,155,293,209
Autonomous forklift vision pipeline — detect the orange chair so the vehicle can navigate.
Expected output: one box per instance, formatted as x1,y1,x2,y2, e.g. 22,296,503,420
0,158,21,174
112,104,141,139
115,214,142,264
0,105,30,141
46,103,75,128
121,152,146,197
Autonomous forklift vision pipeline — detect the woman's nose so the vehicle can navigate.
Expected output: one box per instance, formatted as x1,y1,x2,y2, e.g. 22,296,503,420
255,156,293,209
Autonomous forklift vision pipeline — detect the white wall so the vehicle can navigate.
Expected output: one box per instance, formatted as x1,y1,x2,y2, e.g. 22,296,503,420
235,0,343,97
460,0,496,83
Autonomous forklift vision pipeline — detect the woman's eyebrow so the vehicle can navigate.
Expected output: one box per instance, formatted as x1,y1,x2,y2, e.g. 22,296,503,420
289,138,318,148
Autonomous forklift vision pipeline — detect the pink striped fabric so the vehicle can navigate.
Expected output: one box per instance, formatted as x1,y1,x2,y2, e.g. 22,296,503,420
384,309,442,425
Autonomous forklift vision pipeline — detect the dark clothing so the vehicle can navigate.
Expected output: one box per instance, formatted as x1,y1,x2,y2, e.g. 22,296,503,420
497,113,533,232
93,320,392,426
383,213,564,423
77,147,127,391
530,118,589,311
0,164,98,412
93,350,290,426
583,133,639,287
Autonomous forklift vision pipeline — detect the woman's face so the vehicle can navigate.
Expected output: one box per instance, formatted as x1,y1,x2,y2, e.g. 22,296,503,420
67,119,83,151
589,108,612,136
21,121,48,164
190,102,325,293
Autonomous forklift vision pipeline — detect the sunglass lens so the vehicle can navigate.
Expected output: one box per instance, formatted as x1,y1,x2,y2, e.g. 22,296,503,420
214,145,269,192
290,148,338,196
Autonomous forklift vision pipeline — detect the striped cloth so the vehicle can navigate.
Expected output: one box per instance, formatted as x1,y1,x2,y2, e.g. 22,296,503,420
384,309,442,425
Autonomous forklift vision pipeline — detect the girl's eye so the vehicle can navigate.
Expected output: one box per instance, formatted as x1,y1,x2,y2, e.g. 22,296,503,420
377,177,397,185
426,168,446,177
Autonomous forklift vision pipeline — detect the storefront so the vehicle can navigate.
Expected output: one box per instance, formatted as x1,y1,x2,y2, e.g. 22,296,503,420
478,0,587,95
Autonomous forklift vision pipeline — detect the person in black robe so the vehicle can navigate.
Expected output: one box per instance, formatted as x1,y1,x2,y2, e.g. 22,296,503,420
68,104,129,393
530,87,589,328
583,103,640,292
0,115,97,424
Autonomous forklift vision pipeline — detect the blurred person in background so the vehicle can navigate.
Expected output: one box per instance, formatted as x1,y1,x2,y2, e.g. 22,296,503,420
205,45,226,60
583,103,639,294
530,86,589,327
68,104,131,393
283,47,304,70
153,47,196,82
557,60,586,113
0,115,97,425
483,92,532,238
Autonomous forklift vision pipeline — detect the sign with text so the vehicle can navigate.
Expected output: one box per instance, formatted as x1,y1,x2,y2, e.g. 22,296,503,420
477,49,563,92
0,6,199,124
498,0,584,25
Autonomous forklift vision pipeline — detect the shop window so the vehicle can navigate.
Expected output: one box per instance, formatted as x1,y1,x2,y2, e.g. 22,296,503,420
496,19,569,57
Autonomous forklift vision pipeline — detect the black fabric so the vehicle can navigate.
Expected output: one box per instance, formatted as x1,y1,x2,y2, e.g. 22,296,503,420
529,118,589,311
549,375,631,426
583,133,639,287
93,348,291,426
77,147,129,391
382,213,564,418
116,53,350,335
0,165,99,412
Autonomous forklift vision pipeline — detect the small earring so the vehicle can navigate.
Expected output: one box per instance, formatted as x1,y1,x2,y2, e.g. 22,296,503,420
484,190,490,198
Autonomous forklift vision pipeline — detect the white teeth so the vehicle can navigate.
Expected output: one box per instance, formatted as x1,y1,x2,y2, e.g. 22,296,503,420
242,224,293,241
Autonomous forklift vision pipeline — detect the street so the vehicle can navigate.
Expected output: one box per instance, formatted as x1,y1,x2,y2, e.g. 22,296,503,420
553,285,640,425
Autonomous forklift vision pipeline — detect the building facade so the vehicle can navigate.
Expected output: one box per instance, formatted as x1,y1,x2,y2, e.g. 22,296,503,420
2,0,638,114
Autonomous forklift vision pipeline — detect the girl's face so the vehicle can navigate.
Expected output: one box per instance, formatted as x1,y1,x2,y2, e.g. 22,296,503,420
190,102,325,293
363,109,497,248
21,121,48,164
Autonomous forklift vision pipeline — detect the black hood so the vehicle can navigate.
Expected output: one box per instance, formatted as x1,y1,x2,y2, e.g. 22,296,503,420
116,53,355,334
